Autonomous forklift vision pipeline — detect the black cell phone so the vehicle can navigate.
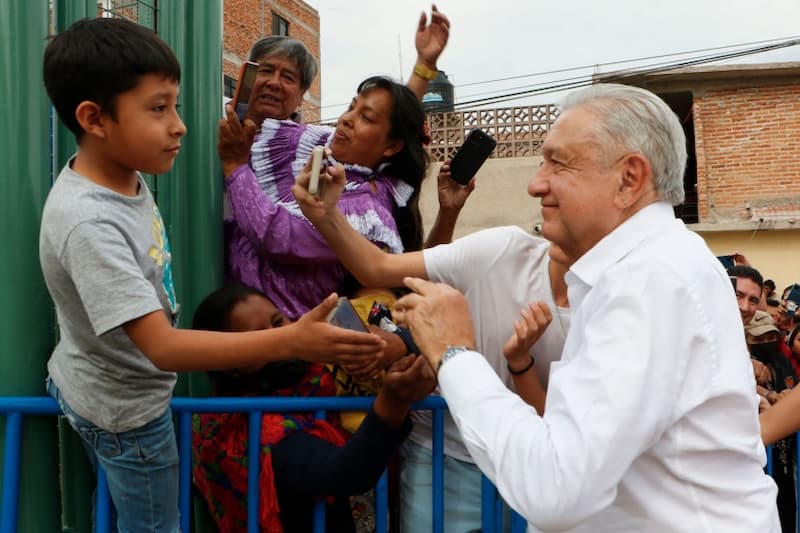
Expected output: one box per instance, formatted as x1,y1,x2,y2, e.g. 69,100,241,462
231,61,259,120
785,284,800,317
448,129,497,185
326,297,368,332
716,255,735,271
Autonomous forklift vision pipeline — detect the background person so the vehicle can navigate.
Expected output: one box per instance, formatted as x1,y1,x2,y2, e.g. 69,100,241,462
191,283,435,533
293,162,570,531
392,83,779,532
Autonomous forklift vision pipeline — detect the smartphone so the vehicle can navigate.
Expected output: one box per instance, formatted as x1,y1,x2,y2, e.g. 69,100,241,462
716,255,735,271
308,146,324,195
231,61,259,120
448,129,497,185
326,297,368,332
785,284,800,317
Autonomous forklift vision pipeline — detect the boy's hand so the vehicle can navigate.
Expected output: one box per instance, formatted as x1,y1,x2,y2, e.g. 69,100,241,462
342,325,406,381
218,104,257,178
503,302,552,369
292,294,385,365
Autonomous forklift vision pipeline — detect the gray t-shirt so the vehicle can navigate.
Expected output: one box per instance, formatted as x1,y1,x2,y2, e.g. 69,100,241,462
40,163,178,433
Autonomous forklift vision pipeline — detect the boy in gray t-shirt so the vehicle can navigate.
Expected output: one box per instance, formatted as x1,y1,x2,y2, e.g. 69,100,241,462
41,18,386,531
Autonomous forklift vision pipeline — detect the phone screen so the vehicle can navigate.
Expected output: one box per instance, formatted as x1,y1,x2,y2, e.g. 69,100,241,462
232,61,259,120
326,297,368,332
716,255,735,271
786,284,800,317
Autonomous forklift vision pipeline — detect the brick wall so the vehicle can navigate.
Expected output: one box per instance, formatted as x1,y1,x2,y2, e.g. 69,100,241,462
222,0,321,123
694,83,800,222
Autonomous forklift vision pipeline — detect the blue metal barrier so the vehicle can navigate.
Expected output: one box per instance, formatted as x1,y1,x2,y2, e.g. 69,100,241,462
0,395,526,533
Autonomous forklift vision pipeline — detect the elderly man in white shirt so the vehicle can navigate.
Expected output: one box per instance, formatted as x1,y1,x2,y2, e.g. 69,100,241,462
393,83,779,532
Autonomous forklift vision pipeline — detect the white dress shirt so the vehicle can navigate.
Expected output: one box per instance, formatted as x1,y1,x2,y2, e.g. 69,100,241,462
439,202,779,532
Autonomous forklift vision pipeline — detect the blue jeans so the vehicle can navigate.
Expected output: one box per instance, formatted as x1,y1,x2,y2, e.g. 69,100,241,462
48,379,180,533
398,440,483,533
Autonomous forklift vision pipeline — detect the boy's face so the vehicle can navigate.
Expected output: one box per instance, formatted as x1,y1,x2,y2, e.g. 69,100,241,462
102,73,186,177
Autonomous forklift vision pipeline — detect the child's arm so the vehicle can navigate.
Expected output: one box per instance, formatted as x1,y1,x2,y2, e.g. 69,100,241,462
124,293,385,372
372,355,436,428
761,385,800,445
503,302,552,415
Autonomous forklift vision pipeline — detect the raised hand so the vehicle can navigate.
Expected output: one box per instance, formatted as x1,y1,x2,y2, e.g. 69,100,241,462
218,104,257,178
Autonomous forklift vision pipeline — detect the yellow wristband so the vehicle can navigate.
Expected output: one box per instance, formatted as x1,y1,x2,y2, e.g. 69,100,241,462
414,63,438,81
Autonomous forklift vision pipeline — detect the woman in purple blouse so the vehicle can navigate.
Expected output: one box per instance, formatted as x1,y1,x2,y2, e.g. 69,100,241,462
219,74,472,322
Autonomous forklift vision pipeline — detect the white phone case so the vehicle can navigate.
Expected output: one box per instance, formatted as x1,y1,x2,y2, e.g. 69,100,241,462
308,146,324,195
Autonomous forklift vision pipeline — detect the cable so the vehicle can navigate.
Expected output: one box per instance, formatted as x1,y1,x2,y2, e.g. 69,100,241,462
313,37,800,122
311,35,800,116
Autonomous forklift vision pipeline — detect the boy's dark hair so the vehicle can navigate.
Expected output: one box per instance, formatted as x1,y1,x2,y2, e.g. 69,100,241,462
728,265,763,288
43,17,181,142
355,76,429,252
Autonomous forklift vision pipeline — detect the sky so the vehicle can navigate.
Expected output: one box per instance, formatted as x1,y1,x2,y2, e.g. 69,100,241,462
306,0,800,123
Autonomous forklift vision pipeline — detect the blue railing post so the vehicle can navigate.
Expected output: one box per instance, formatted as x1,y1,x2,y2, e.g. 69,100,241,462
432,407,445,533
247,411,262,533
0,413,22,533
313,409,327,533
375,470,389,533
178,411,192,533
481,474,496,532
95,467,111,533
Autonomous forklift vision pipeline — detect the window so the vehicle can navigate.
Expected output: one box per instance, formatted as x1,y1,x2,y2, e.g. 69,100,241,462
659,91,698,224
223,75,236,99
271,13,289,36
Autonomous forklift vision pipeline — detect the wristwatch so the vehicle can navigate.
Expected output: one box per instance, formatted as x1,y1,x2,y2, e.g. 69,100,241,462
438,345,471,373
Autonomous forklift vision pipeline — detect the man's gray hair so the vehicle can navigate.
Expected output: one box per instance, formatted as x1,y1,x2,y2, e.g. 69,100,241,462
248,36,318,92
562,83,687,206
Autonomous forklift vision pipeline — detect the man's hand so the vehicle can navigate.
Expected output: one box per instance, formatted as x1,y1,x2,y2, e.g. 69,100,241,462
503,302,552,369
415,4,450,69
291,294,386,365
394,277,476,370
218,104,257,178
437,159,475,212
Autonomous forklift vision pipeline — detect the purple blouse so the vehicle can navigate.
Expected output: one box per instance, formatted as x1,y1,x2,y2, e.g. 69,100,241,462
225,119,413,320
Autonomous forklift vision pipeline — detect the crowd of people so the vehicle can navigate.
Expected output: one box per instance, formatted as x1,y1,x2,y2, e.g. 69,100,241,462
36,7,800,533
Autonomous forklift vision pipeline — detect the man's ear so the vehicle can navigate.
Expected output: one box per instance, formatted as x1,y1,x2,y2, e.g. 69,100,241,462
615,153,652,209
382,139,405,160
74,101,107,139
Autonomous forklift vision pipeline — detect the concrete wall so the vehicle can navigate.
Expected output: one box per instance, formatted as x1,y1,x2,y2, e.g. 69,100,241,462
419,156,543,241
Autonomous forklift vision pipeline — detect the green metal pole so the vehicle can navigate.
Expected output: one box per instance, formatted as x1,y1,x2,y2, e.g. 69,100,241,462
158,0,223,400
0,2,60,532
159,4,223,530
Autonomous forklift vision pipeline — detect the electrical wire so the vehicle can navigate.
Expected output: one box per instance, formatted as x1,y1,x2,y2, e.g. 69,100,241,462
313,36,800,123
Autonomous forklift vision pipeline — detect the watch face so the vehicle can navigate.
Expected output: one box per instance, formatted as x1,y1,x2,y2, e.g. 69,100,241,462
379,316,398,333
